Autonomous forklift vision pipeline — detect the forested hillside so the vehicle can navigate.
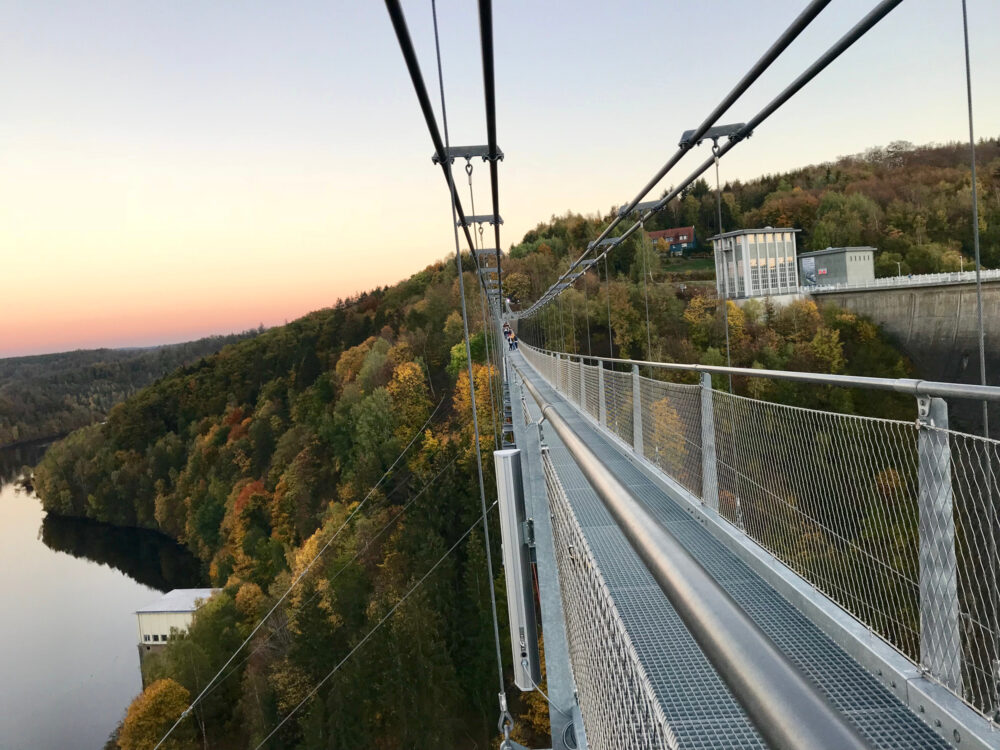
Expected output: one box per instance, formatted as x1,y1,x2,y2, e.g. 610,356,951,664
35,265,523,749
30,142,965,749
0,332,259,447
522,138,1000,276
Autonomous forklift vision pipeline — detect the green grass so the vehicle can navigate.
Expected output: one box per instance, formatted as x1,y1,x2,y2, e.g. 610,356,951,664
661,255,715,273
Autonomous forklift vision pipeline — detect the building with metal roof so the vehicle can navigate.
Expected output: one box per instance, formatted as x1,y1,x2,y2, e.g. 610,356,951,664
136,588,219,654
799,246,876,288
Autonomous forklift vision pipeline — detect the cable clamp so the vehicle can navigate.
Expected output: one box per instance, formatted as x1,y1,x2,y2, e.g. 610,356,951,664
497,692,514,746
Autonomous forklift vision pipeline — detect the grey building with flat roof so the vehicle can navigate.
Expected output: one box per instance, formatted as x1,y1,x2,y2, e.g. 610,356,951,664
709,227,801,299
799,246,875,288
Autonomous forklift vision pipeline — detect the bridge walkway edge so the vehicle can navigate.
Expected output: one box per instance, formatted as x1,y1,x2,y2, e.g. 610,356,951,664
512,352,953,750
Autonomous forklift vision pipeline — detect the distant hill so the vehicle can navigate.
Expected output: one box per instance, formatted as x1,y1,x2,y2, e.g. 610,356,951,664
641,137,1000,275
32,140,974,749
0,331,261,446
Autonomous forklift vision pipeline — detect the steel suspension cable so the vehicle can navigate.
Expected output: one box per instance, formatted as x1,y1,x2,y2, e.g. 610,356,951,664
521,0,904,320
151,396,447,749
604,254,614,358
639,220,653,359
426,0,509,732
520,0,832,317
253,501,500,750
713,143,734,391
467,161,501,450
960,0,989,440
477,0,503,302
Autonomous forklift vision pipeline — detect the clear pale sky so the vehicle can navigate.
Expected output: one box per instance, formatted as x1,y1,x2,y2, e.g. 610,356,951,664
2,0,998,357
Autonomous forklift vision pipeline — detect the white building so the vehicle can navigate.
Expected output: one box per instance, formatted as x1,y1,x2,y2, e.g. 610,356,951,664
710,227,801,299
136,588,218,650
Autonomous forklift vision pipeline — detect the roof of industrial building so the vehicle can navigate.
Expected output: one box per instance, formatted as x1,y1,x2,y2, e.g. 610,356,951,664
707,227,801,241
798,246,876,258
136,588,219,614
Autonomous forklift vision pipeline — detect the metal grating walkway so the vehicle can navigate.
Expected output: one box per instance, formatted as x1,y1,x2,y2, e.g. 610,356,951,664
515,353,951,750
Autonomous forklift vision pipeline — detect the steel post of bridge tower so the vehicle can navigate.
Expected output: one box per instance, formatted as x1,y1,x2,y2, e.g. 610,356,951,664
598,362,607,428
917,396,963,694
700,372,720,511
632,364,644,456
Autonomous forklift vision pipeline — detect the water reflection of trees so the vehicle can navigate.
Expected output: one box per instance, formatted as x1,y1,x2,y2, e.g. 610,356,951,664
0,442,46,484
41,514,204,592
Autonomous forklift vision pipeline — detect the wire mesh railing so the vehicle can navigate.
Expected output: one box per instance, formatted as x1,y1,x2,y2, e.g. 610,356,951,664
639,375,703,500
519,342,1000,722
583,361,601,422
543,450,678,750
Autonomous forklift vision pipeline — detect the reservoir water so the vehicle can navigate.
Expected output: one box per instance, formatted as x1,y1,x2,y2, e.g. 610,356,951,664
0,444,201,749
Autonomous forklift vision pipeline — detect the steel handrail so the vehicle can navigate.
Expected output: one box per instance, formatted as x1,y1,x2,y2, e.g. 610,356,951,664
515,362,872,750
519,343,1000,403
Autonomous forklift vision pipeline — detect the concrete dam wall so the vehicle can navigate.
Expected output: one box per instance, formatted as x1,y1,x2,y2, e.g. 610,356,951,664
815,280,1000,430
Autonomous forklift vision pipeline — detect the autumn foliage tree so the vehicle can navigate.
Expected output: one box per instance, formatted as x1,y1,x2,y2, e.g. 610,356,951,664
118,679,193,750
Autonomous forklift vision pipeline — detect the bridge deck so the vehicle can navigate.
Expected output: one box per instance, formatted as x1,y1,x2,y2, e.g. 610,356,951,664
513,352,950,750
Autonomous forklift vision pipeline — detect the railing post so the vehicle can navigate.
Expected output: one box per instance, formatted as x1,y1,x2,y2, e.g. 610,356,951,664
917,396,962,693
632,364,643,456
579,357,586,410
700,372,719,511
598,362,607,427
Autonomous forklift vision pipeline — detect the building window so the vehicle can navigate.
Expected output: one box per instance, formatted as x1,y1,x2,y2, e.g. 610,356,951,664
162,634,168,641
153,634,159,642
144,635,150,642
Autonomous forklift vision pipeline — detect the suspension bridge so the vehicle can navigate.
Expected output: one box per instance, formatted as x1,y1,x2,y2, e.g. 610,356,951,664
391,0,1000,747
151,0,1000,748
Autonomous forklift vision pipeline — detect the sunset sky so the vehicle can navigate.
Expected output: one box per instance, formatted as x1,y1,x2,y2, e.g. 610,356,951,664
2,0,999,357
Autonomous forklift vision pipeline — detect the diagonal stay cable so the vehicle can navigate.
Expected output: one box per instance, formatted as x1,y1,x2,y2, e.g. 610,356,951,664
253,500,499,750
523,0,905,318
522,0,832,316
152,395,447,749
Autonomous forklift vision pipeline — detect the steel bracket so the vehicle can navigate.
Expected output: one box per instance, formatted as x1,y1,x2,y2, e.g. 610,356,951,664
917,395,932,423
431,144,504,164
459,214,503,226
618,199,662,217
678,122,746,149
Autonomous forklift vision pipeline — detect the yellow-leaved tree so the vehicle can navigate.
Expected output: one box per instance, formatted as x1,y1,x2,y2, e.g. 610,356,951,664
118,678,193,750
